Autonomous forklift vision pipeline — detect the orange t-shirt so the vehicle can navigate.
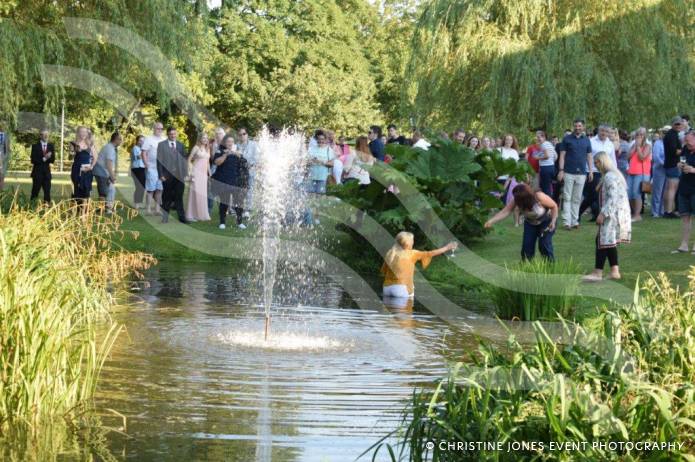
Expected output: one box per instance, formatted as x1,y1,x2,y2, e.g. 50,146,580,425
381,250,436,294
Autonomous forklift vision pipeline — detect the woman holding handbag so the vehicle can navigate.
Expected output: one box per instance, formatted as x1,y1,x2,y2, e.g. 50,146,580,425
626,128,652,222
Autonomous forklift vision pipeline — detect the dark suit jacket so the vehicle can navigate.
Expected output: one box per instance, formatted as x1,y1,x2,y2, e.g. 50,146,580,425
31,142,55,177
156,140,188,182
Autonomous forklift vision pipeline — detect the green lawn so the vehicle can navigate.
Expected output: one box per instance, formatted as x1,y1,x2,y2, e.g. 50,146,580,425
5,172,692,290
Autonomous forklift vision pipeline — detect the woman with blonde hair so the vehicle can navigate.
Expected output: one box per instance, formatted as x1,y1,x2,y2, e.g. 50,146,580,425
582,151,631,282
69,126,97,203
185,132,211,222
626,127,652,221
381,232,458,298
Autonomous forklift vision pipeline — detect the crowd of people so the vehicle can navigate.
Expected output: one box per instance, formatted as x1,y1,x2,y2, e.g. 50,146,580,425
14,114,695,295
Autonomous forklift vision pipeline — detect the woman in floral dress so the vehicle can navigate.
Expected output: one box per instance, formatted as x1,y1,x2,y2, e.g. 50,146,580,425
582,151,631,282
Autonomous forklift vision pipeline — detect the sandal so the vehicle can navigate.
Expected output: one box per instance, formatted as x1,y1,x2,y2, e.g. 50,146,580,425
672,248,689,254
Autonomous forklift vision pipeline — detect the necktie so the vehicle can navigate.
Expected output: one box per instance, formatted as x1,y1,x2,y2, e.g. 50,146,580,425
170,142,175,150
42,143,46,154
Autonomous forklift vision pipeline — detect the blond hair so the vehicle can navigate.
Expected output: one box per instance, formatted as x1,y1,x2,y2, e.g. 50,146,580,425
595,151,626,188
384,231,414,270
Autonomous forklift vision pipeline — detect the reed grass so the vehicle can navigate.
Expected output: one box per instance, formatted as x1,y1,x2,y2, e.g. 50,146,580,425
0,195,154,439
372,271,695,461
487,259,581,321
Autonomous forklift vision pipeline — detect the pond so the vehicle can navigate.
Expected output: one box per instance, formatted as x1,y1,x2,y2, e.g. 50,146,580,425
95,262,487,461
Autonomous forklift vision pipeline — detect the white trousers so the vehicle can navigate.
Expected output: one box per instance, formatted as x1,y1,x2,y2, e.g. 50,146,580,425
562,173,586,227
383,284,413,298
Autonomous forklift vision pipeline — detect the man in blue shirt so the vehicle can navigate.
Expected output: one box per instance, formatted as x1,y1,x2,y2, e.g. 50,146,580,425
368,125,385,161
557,119,593,229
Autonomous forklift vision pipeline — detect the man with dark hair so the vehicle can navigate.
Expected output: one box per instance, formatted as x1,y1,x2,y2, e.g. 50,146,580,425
94,131,122,214
557,118,593,229
30,129,54,203
663,116,686,218
386,124,408,145
453,129,466,144
157,126,189,224
368,125,384,161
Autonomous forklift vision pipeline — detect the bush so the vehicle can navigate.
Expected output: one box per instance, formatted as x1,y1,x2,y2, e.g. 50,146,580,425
488,259,582,321
329,139,531,246
372,271,695,461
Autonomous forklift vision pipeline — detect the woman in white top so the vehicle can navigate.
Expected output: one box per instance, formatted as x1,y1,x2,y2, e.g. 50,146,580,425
343,136,374,187
534,130,557,196
499,134,521,226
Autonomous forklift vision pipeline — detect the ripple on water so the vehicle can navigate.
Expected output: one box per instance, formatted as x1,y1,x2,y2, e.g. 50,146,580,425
215,330,353,352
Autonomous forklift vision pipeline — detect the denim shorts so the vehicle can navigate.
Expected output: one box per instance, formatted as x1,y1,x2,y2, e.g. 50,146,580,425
627,174,649,200
307,179,327,194
665,167,681,179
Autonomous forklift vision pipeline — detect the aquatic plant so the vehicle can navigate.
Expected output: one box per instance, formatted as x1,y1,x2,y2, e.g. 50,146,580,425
370,271,695,461
487,258,581,321
0,197,154,436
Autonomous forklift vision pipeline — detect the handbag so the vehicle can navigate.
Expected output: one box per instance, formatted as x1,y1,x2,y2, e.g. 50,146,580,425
639,146,651,193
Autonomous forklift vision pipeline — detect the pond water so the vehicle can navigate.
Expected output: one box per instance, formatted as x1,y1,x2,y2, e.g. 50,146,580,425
96,262,486,461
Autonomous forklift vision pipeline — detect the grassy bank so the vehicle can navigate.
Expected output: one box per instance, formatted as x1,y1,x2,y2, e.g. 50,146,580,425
0,197,154,459
4,172,693,291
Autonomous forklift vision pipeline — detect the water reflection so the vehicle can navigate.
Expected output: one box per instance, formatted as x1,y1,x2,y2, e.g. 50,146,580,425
97,263,480,461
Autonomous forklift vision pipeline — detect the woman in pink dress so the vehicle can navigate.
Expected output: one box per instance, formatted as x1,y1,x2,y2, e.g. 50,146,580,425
186,133,211,222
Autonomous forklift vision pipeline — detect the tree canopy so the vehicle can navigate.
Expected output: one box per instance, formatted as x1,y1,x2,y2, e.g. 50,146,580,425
405,0,695,135
1,0,694,141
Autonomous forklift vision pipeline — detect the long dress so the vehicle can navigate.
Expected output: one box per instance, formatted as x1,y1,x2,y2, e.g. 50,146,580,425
71,148,93,200
598,170,632,248
186,145,211,221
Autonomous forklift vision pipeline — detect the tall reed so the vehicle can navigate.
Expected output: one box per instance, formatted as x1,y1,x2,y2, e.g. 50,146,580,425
487,259,581,321
0,197,154,437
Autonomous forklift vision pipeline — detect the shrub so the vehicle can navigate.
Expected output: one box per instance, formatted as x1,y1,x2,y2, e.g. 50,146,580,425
371,271,695,461
329,139,532,246
487,259,582,321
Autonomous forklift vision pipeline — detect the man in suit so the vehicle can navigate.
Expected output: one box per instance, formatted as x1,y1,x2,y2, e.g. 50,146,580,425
30,129,55,202
157,126,189,223
0,123,10,190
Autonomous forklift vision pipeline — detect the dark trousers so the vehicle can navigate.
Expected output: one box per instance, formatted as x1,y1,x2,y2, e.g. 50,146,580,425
579,172,601,221
595,235,618,269
539,165,556,196
30,172,51,202
131,168,146,204
521,218,554,261
215,183,245,226
161,178,186,222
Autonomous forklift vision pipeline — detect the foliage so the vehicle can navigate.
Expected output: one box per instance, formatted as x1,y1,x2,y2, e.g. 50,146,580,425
0,196,154,437
330,140,532,245
209,0,384,134
373,271,695,461
405,0,695,136
488,259,582,321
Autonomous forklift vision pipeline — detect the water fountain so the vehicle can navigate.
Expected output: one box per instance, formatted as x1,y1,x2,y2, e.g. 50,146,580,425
255,128,309,340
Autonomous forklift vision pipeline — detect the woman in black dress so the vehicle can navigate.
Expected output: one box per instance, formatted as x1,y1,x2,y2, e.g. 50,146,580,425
70,126,96,203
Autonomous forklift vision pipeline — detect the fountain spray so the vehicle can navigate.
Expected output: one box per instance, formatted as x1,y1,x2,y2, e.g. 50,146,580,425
257,127,308,340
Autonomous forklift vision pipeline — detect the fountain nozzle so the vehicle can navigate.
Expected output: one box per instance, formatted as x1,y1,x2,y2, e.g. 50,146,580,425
264,314,271,341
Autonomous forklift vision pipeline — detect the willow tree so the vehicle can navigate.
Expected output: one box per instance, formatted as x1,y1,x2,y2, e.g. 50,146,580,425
0,0,215,129
404,0,695,135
